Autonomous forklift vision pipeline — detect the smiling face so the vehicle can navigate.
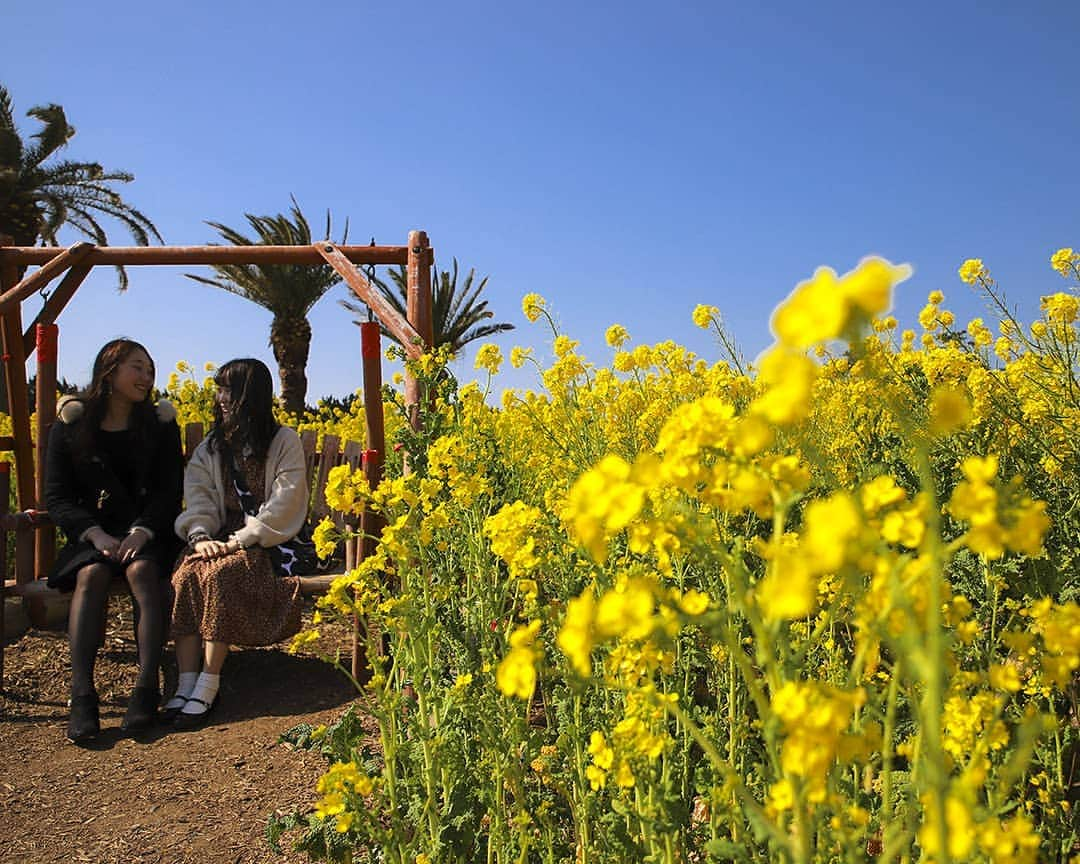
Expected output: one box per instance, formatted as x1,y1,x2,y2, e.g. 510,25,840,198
108,347,155,405
215,382,234,419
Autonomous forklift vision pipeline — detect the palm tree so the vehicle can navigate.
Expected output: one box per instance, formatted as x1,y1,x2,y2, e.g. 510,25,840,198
186,199,346,414
0,85,160,288
341,258,514,355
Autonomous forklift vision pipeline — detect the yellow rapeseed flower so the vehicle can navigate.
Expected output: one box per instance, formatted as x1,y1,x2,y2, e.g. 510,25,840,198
958,258,988,285
1040,292,1078,324
750,346,817,426
1050,246,1078,277
474,343,503,375
605,324,630,348
558,589,596,676
771,257,910,348
521,293,546,322
496,647,537,700
929,384,972,436
692,304,718,329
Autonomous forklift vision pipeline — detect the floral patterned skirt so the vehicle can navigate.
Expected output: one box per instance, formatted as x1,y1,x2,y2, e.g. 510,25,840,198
171,546,302,646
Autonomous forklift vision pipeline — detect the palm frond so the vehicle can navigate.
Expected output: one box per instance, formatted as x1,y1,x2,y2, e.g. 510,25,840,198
0,88,160,267
23,103,75,168
188,201,344,317
342,258,513,353
0,88,21,170
0,86,15,132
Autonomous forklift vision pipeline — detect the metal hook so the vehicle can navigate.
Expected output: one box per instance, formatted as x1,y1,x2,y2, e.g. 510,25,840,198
366,237,376,322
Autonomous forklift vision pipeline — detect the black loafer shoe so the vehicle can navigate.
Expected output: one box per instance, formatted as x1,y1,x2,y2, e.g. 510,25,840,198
67,693,100,743
160,696,188,724
173,694,216,730
120,685,160,732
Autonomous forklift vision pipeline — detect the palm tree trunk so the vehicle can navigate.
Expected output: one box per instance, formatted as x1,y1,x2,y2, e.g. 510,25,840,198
0,202,44,279
269,314,312,415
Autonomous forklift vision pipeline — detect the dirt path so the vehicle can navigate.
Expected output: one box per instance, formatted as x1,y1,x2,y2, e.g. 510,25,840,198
0,605,367,864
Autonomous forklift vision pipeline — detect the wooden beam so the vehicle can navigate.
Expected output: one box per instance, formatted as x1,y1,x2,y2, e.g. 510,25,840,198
315,242,426,359
0,242,93,316
22,261,92,357
0,244,410,267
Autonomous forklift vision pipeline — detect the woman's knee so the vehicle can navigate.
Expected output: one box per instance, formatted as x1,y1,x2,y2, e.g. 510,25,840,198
125,559,162,594
74,562,113,594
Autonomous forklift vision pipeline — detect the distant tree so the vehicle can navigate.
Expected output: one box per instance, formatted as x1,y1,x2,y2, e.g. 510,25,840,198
0,85,161,288
1,375,78,414
185,199,346,415
341,258,514,355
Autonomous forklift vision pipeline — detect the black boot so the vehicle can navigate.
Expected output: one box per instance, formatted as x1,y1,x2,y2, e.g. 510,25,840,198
67,693,100,743
120,685,160,732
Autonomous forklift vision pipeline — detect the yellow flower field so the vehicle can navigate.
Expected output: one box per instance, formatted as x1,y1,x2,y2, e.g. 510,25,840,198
275,250,1079,863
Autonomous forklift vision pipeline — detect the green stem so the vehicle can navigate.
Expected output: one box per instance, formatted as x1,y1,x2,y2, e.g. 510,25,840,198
572,695,592,863
661,696,791,851
881,660,900,856
913,447,951,864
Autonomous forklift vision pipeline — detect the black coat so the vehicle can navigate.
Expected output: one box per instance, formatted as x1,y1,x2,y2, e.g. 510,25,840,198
45,402,184,590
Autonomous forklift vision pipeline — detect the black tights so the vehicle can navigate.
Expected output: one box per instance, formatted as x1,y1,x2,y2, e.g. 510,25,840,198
68,560,166,697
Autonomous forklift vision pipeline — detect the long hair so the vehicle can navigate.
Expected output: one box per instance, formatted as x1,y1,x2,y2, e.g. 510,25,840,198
73,338,158,459
207,358,280,459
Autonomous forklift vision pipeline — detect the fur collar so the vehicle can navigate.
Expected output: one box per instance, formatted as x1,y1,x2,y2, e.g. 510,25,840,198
57,396,176,425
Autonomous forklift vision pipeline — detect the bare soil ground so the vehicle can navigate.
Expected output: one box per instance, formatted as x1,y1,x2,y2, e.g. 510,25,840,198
0,602,370,864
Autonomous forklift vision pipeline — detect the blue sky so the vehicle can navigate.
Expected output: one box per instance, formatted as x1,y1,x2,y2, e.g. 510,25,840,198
3,1,1078,401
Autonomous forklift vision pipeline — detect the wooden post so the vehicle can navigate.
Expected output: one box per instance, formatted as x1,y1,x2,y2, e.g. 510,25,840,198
0,237,36,583
360,322,386,500
404,230,434,436
352,321,387,682
1,461,8,690
34,324,58,578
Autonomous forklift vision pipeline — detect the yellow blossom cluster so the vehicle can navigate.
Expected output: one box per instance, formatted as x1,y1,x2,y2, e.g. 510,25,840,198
314,761,375,834
946,455,1050,559
770,681,868,802
483,501,544,578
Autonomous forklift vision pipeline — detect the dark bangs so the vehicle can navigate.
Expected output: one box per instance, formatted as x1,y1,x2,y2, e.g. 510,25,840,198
208,358,279,459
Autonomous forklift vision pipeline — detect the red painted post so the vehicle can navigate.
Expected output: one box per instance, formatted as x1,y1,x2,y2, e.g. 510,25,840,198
0,236,36,584
35,324,58,578
353,321,387,682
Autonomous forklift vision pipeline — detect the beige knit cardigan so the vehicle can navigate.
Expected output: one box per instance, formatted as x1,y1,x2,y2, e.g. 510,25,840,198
174,426,308,549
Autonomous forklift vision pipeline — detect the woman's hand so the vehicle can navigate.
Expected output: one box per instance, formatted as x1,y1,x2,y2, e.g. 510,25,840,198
193,539,241,559
117,528,149,563
86,526,121,558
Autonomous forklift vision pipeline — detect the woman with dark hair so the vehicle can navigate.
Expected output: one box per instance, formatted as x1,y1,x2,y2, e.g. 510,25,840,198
168,358,308,727
45,338,184,743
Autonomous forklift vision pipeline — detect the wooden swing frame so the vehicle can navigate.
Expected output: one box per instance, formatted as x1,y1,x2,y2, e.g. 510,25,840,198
0,230,434,687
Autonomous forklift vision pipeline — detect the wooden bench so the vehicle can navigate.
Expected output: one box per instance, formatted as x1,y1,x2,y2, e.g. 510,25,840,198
0,422,364,689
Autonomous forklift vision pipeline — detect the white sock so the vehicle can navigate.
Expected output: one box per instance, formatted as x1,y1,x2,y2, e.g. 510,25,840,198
165,672,200,710
180,672,220,715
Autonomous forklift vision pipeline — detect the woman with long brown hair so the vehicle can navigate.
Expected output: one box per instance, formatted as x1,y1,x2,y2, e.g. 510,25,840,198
168,358,308,727
45,338,184,743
